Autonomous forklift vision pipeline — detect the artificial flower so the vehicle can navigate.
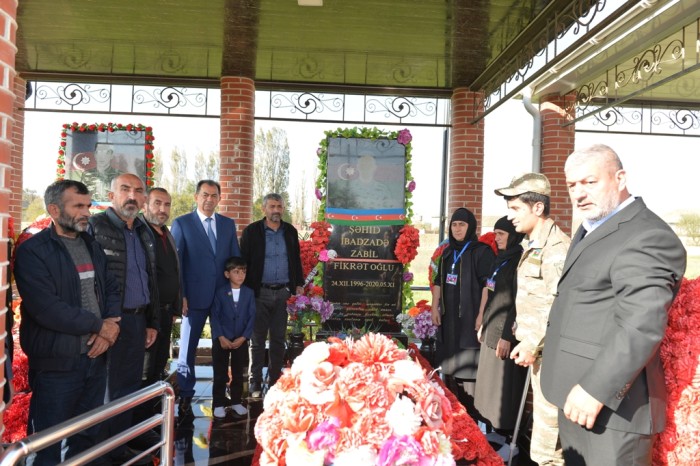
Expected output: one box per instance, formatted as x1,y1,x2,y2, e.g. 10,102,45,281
407,180,417,192
287,293,334,334
315,188,323,200
397,300,438,340
397,128,413,145
395,225,420,265
254,334,456,465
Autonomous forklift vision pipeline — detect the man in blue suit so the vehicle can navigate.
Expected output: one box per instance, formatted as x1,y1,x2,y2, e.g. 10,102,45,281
171,180,241,419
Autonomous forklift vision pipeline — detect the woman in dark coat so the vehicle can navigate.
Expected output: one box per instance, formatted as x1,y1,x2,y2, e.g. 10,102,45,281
431,207,495,419
474,216,528,448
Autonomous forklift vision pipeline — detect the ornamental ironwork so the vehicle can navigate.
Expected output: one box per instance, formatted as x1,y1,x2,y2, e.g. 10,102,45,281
569,17,698,126
474,0,613,120
576,103,700,137
23,82,450,127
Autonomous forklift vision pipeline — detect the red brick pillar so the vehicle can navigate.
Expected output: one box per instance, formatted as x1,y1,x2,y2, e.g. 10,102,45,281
540,93,576,234
9,78,24,232
0,0,18,438
219,77,255,231
449,88,485,227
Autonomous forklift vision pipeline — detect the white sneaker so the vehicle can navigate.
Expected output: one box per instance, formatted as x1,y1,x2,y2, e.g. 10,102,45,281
231,404,248,416
497,443,519,461
213,406,227,419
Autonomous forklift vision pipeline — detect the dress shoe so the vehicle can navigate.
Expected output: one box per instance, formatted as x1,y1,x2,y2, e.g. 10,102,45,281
249,382,262,399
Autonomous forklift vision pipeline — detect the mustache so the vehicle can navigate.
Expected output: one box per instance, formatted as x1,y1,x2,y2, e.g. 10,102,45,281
123,200,139,207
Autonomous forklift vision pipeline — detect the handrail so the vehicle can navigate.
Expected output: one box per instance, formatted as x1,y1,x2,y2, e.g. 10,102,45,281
0,381,175,466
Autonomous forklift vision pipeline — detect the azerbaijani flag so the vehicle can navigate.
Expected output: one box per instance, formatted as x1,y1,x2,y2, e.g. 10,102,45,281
325,207,406,226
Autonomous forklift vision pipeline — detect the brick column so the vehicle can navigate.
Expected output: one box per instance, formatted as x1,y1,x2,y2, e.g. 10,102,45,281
449,88,485,228
540,92,576,234
219,76,255,231
9,78,24,232
0,0,17,437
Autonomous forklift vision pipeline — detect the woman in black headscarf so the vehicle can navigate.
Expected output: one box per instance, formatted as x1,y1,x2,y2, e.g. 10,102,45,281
431,207,495,419
474,216,528,454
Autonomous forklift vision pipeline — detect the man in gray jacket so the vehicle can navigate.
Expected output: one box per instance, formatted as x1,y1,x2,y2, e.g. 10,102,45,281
541,145,686,465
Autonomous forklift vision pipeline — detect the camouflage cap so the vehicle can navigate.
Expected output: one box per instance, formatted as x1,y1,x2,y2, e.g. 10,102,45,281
494,172,551,197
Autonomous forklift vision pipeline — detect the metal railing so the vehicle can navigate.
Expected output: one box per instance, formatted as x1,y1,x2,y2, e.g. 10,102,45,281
0,381,175,466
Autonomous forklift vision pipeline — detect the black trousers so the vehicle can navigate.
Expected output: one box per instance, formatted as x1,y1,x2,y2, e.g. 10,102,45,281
146,304,175,382
212,338,249,407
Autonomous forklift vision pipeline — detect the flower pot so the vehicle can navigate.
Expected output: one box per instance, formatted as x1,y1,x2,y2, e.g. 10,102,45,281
287,332,306,364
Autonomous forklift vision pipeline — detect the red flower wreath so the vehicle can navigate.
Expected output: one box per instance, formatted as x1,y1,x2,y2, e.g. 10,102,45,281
299,221,332,277
653,276,700,465
394,225,420,265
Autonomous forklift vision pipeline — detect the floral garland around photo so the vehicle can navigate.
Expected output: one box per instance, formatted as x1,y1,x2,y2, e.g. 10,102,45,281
57,123,156,187
310,127,418,310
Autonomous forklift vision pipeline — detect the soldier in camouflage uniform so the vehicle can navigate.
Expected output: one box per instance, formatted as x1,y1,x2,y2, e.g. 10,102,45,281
495,173,570,466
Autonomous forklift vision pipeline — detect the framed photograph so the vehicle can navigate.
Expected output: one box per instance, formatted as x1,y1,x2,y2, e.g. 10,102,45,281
58,123,155,203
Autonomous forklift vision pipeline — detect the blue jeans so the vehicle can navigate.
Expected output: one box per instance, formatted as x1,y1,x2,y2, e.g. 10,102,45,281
28,354,107,466
176,308,210,399
249,287,290,387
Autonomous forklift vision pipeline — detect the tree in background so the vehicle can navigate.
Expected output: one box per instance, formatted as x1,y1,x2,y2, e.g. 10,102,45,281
160,147,196,221
22,188,45,224
254,127,292,222
678,213,700,246
194,150,220,182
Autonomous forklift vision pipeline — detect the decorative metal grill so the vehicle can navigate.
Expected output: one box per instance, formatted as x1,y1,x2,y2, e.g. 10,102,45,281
23,82,450,127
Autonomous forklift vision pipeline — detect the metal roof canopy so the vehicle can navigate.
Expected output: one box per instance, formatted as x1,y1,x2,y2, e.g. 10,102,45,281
15,0,700,126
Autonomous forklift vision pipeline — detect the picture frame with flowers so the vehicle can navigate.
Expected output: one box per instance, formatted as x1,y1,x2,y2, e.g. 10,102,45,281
57,123,155,202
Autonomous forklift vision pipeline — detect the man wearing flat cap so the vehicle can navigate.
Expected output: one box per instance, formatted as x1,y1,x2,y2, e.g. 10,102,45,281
495,172,570,466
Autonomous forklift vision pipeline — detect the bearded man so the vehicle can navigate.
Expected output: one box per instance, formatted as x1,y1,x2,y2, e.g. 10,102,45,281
541,144,686,465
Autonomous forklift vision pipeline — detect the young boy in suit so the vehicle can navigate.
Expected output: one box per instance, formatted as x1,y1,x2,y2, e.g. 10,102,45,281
210,256,256,419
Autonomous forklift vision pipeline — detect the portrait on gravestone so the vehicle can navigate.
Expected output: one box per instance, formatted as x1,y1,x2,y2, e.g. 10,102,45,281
65,128,148,202
326,137,406,211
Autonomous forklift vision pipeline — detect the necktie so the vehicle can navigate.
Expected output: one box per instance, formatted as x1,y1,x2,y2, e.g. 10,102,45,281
206,217,216,252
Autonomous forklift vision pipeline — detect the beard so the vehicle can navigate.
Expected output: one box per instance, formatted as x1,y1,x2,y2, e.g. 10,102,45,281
116,200,140,220
57,211,89,234
144,211,167,226
581,194,620,222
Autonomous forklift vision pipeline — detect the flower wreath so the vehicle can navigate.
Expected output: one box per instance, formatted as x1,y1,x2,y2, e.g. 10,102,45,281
57,123,156,187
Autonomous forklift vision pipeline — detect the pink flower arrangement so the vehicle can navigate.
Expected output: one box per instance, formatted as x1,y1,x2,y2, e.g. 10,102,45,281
397,300,438,340
254,333,456,466
286,292,335,334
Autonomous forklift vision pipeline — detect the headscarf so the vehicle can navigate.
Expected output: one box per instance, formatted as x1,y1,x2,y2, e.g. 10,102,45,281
493,215,524,258
448,207,477,249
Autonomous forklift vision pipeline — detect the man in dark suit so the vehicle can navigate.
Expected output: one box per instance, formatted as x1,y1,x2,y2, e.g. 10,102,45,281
541,144,686,465
171,180,241,418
